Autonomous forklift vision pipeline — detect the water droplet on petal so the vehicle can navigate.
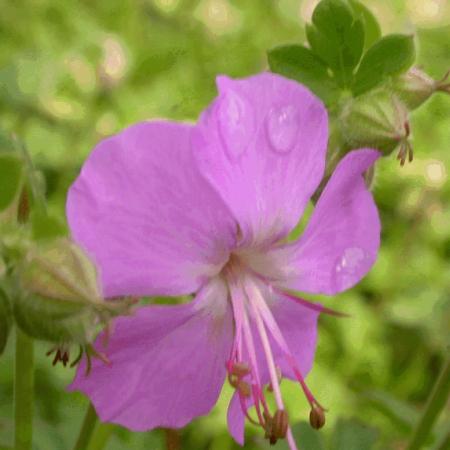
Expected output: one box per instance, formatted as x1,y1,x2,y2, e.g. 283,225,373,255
335,247,368,289
218,90,254,160
267,105,299,154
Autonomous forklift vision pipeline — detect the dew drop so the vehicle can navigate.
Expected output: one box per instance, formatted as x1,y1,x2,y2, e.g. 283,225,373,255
334,247,368,289
267,105,299,154
217,90,254,160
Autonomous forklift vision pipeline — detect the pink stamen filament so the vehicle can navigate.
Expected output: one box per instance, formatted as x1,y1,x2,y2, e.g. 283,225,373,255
246,283,299,450
248,281,325,410
228,277,268,428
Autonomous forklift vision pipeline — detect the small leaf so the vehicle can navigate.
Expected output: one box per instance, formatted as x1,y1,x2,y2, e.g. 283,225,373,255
312,0,354,41
348,0,382,49
307,0,365,86
330,418,379,450
268,44,339,104
353,34,416,95
0,154,23,212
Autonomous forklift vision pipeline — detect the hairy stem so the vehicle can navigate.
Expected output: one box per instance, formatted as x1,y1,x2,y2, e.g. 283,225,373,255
14,328,34,450
72,403,99,450
407,357,450,450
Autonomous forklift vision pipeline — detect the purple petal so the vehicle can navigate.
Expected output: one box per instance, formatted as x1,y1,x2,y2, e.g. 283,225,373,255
193,73,328,245
69,298,233,430
227,393,246,445
276,149,381,295
67,121,237,298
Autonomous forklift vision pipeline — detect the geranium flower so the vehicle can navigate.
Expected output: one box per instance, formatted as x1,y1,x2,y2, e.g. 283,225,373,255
67,73,380,449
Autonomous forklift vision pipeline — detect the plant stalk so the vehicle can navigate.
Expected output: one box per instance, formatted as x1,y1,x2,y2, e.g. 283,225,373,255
14,328,34,450
72,403,99,450
407,356,450,450
86,424,115,450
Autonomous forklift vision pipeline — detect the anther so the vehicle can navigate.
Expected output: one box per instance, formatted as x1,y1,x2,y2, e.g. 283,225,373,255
272,409,289,439
237,380,251,397
309,406,326,430
231,362,250,377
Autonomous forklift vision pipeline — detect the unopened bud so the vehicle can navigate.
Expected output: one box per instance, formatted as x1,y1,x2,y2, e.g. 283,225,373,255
340,91,412,165
14,238,135,347
394,67,450,110
309,406,326,430
0,288,12,355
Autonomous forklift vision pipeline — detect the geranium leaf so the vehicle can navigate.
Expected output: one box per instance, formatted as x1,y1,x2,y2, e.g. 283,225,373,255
353,34,416,95
268,44,339,105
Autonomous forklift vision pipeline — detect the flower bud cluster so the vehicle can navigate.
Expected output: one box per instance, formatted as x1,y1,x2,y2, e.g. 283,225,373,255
334,67,449,170
14,238,136,370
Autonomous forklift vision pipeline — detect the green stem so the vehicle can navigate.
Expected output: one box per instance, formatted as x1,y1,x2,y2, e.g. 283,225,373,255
14,328,34,450
407,357,450,450
72,403,99,450
86,424,115,450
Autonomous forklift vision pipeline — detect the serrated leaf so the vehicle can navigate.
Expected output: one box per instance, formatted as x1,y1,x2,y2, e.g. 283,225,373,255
0,154,23,212
348,0,382,49
307,0,365,86
330,418,379,450
268,44,339,104
353,34,416,95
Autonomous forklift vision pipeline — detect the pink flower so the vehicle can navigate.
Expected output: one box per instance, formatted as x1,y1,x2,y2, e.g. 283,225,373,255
67,73,380,448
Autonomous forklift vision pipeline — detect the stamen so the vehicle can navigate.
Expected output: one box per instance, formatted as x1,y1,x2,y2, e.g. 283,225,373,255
309,406,326,429
228,278,269,429
272,409,289,439
249,281,325,411
230,362,250,377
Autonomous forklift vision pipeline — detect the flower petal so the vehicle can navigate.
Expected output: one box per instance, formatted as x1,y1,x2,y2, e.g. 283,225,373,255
277,149,381,294
193,73,328,245
67,121,237,298
227,392,246,445
69,294,233,430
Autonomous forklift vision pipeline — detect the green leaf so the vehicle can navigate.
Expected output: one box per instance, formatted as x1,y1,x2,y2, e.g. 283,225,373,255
0,154,23,212
307,0,365,86
348,0,382,49
330,418,379,450
353,34,416,95
30,209,66,241
268,44,339,104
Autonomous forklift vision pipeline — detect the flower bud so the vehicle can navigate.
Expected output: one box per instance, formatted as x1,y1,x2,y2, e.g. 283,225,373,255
0,288,12,355
340,91,412,165
14,238,135,348
393,67,450,110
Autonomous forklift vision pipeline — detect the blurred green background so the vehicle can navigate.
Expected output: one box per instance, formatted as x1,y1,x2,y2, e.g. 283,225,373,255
1,0,449,449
